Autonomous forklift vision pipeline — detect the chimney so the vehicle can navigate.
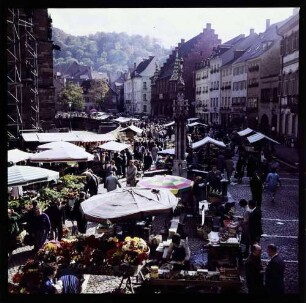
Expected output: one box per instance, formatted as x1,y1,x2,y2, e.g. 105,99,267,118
178,38,185,47
134,62,136,69
206,23,211,30
250,28,254,35
266,19,270,30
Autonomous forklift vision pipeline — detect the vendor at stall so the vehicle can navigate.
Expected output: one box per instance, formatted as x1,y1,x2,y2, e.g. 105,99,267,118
166,233,191,270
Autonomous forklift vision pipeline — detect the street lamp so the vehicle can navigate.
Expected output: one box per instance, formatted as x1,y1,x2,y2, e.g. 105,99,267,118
68,101,72,131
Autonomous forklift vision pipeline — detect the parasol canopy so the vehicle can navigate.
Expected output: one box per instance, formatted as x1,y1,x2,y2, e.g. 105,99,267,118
247,132,280,144
37,141,85,151
192,136,226,149
237,128,256,137
99,141,131,152
137,174,193,195
119,125,143,135
8,165,59,186
80,187,178,223
29,147,94,163
8,148,33,164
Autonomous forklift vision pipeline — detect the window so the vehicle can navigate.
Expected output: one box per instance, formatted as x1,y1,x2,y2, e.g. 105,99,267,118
143,82,147,89
143,94,147,101
143,105,147,112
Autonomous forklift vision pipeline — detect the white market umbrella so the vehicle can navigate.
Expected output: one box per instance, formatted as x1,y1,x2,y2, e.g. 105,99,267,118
237,128,255,137
80,187,178,223
8,149,33,164
29,147,94,163
192,136,226,149
99,141,131,152
247,132,280,144
37,141,85,151
119,125,143,135
8,165,59,186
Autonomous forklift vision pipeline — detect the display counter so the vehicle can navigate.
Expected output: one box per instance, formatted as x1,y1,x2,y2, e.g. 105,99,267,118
145,268,242,291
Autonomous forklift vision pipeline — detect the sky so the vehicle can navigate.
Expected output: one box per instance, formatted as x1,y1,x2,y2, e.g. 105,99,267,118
48,8,297,49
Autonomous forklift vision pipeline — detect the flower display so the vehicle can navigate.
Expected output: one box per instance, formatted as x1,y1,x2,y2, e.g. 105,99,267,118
10,259,43,294
105,236,150,266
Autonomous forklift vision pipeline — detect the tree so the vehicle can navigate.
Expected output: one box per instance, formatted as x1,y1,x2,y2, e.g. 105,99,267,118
58,82,84,111
89,79,112,109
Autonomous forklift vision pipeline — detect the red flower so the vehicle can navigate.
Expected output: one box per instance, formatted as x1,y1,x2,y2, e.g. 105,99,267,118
12,272,22,284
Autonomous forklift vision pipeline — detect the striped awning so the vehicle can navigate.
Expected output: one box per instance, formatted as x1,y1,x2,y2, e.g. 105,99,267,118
237,128,255,136
8,165,59,186
247,132,280,144
76,133,116,143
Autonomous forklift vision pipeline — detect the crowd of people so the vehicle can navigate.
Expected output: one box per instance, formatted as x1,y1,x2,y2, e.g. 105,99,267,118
8,118,286,294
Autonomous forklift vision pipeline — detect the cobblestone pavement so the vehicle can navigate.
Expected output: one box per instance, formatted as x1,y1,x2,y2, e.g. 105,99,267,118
8,162,300,294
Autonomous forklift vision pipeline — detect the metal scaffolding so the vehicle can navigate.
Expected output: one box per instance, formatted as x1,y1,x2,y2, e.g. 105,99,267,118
6,8,39,146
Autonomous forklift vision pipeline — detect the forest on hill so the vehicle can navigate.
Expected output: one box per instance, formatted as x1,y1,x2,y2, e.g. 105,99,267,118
52,27,171,74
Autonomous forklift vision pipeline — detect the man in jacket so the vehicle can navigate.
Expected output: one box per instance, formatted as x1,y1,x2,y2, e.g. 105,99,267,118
105,171,122,192
265,244,285,294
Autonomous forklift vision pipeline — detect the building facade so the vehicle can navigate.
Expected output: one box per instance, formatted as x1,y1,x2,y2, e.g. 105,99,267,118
151,23,221,118
124,56,158,116
277,11,299,144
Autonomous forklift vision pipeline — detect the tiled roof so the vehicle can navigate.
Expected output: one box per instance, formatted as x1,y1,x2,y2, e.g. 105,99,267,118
158,34,202,79
221,33,259,66
132,56,154,78
233,18,290,64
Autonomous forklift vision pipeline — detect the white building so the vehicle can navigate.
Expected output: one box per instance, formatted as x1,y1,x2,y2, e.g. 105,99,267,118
124,56,159,116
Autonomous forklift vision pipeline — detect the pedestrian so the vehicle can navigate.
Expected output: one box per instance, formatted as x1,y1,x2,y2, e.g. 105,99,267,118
238,199,251,257
248,199,263,245
224,156,235,183
104,171,122,192
72,191,88,234
250,170,263,210
126,160,137,187
245,243,264,294
206,165,222,192
264,167,281,202
143,150,153,171
40,263,60,294
151,144,159,163
235,154,246,184
44,200,63,241
83,170,99,196
265,243,285,294
31,207,51,252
